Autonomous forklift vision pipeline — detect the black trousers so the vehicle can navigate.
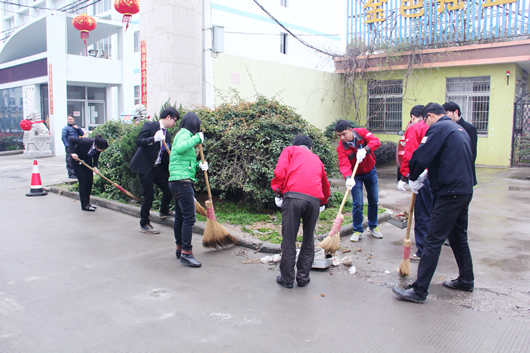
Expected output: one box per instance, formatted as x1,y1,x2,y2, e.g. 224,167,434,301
413,194,474,298
279,193,320,285
138,166,172,226
65,148,75,177
73,160,93,209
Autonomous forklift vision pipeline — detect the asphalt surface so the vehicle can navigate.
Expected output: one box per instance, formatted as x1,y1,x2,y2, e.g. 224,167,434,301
1,155,529,352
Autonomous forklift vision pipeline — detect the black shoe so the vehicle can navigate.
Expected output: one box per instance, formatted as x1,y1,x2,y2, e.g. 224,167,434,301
392,286,426,304
140,223,159,234
276,276,293,289
68,175,77,179
297,278,311,287
180,254,201,267
82,206,96,212
159,212,172,220
175,250,182,259
89,204,97,209
443,279,474,292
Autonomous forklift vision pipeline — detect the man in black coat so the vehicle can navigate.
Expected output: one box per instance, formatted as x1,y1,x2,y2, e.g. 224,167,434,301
392,103,475,304
443,101,478,185
129,107,179,234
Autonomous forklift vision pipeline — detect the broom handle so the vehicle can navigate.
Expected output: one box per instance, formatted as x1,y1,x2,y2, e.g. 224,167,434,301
162,140,171,154
198,144,212,202
79,159,142,202
337,162,360,217
405,193,416,240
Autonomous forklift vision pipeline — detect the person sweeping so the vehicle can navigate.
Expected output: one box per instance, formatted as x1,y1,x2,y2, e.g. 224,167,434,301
168,112,208,268
271,135,330,288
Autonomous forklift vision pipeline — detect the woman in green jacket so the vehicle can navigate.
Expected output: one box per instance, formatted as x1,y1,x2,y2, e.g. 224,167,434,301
168,112,208,267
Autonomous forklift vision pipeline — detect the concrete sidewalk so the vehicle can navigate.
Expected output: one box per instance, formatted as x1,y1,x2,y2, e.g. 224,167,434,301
1,155,529,352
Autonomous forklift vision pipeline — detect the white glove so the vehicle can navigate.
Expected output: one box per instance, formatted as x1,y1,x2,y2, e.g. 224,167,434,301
418,169,428,183
397,180,407,191
409,179,424,194
197,132,204,143
346,177,356,189
356,148,367,163
198,161,208,171
154,130,164,142
275,196,283,208
319,205,325,213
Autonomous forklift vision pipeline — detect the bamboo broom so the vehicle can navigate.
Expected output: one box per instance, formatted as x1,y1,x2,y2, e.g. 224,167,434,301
198,144,237,249
79,159,142,202
399,193,416,277
162,140,207,217
318,162,359,255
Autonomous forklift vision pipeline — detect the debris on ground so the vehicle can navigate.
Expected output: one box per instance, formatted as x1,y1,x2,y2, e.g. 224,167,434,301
349,266,357,275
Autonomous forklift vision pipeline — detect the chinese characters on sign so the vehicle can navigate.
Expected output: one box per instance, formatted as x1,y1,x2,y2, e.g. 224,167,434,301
365,0,518,23
23,85,35,120
48,64,53,116
140,40,147,109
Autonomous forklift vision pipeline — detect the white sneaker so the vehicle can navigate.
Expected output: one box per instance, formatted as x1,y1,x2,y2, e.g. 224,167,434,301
350,231,363,242
370,227,383,239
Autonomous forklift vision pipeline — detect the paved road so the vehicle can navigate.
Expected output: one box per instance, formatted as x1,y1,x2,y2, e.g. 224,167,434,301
1,155,529,352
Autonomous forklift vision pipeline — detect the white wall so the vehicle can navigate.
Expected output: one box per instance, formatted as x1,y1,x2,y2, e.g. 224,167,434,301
211,0,346,72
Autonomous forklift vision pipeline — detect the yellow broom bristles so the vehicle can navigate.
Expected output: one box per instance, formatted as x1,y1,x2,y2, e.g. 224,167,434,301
202,200,237,249
195,199,207,217
399,238,412,277
318,214,344,255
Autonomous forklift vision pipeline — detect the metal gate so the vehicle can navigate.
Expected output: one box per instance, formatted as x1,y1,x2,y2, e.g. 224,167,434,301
512,92,530,166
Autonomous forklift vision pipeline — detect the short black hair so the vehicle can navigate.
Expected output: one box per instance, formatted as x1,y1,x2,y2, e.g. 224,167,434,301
160,107,180,121
442,101,461,117
422,103,446,118
94,134,108,149
179,112,201,135
335,120,351,132
410,105,425,118
292,134,313,148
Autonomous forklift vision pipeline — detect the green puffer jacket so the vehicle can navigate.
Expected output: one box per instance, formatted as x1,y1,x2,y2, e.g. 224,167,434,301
168,128,202,182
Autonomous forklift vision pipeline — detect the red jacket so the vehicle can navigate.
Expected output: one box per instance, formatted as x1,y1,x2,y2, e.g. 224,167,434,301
271,145,330,205
400,120,429,179
337,128,381,177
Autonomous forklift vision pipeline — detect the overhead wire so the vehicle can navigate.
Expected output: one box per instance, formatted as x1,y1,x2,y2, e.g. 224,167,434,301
252,0,338,58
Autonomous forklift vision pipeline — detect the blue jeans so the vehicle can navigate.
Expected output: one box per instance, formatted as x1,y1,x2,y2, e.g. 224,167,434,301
351,167,378,233
169,181,196,251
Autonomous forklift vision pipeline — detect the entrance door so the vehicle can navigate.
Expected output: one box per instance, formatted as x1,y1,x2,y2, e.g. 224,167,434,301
512,92,530,166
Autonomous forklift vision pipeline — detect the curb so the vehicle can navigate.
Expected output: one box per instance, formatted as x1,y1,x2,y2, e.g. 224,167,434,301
48,185,391,255
0,150,23,156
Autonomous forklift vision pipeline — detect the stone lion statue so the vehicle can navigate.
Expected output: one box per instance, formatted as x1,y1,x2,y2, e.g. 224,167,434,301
22,110,50,136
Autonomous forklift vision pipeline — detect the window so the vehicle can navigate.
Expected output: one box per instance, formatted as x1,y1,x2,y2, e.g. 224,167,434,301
281,0,288,7
280,33,287,54
367,80,403,133
446,76,490,134
134,31,140,53
134,85,140,105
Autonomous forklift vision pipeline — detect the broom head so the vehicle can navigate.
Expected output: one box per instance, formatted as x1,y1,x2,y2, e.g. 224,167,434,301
202,200,237,249
318,214,343,255
195,199,207,217
398,238,412,277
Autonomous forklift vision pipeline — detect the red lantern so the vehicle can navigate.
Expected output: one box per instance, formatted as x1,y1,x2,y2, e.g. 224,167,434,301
72,14,97,55
114,0,139,31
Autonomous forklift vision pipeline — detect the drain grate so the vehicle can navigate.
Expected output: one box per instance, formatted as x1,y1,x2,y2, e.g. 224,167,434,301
508,186,530,191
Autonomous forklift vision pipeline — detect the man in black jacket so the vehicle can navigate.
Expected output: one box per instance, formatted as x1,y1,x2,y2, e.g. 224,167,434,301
129,108,179,234
443,101,478,185
392,103,475,304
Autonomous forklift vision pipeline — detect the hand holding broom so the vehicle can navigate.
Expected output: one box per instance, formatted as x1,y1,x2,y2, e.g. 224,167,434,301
399,193,416,277
318,162,360,255
79,159,142,202
162,140,207,217
198,143,237,249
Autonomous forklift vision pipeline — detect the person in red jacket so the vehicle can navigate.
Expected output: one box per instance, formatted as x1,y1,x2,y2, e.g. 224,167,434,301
335,120,382,242
271,135,330,288
397,105,432,261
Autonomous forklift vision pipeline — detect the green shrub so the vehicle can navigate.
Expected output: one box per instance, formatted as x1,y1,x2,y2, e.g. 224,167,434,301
374,140,397,165
195,95,337,210
0,132,23,151
324,119,362,142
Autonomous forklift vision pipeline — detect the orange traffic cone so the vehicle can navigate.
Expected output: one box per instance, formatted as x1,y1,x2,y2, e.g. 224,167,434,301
26,160,47,197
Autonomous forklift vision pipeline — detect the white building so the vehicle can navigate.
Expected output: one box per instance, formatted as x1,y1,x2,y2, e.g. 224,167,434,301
0,0,346,156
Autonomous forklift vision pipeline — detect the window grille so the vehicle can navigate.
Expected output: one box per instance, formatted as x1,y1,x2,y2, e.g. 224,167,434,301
446,76,490,134
367,80,403,133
